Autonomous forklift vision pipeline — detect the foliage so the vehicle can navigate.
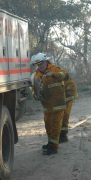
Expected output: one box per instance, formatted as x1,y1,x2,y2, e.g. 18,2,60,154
0,0,91,83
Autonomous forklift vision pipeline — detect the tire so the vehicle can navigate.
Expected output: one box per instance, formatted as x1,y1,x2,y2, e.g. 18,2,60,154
0,106,14,180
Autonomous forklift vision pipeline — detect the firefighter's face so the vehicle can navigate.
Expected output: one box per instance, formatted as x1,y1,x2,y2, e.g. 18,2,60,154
38,61,48,73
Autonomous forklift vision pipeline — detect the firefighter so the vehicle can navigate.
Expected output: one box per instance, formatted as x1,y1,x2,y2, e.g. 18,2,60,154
59,78,78,143
31,52,70,155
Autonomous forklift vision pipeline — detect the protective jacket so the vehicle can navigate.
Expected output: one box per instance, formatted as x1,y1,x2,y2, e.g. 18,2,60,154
65,78,78,102
33,62,69,112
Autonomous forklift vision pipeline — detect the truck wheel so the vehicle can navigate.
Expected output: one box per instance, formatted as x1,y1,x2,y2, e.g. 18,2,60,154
0,106,14,180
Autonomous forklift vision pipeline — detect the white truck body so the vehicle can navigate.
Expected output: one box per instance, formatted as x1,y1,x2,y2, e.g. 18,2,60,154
0,9,30,85
0,9,31,180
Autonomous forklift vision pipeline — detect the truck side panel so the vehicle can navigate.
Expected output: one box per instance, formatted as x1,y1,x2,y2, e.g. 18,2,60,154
0,12,9,83
18,19,30,79
0,11,30,84
7,14,21,81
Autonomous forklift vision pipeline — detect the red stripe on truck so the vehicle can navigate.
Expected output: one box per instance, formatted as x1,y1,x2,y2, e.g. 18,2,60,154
9,58,30,62
21,68,30,73
0,58,30,62
0,68,30,75
0,70,9,75
0,58,8,62
10,69,21,74
10,68,30,74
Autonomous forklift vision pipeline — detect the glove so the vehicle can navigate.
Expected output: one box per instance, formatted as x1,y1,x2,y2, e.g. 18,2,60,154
34,93,45,102
34,95,40,101
45,72,54,78
32,91,39,101
46,72,59,79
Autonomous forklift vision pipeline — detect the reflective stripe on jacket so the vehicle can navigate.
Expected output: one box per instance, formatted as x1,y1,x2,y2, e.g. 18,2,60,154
65,78,78,102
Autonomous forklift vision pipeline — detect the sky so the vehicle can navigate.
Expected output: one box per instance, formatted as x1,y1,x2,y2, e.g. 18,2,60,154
64,0,80,3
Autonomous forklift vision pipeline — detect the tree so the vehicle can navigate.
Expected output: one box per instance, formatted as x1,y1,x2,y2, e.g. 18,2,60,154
0,0,91,83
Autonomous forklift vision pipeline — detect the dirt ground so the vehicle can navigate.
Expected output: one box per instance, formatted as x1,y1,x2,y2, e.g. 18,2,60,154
11,92,91,180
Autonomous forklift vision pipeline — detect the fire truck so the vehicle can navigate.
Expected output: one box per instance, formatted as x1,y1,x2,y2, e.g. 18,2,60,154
0,9,31,180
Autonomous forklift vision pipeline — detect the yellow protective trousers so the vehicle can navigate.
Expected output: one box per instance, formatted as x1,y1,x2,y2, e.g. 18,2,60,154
44,110,64,149
61,101,73,134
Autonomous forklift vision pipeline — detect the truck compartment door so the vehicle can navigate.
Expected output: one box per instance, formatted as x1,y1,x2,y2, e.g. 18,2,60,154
18,20,30,80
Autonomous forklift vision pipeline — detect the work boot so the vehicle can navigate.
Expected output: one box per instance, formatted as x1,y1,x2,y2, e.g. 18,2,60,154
43,147,58,155
59,129,68,143
59,135,68,143
42,143,49,150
